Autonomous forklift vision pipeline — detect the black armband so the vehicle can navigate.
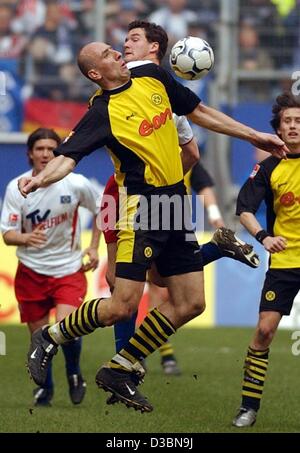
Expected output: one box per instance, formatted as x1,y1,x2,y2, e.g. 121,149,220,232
255,229,270,244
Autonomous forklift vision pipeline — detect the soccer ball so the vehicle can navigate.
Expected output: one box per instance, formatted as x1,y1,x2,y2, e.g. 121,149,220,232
169,36,214,80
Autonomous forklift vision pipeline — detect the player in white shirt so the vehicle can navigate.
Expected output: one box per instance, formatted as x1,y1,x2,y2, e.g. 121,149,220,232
0,128,101,407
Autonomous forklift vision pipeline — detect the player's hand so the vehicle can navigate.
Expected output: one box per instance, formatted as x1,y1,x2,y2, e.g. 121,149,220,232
249,132,290,159
18,176,41,198
209,218,225,229
262,236,287,253
82,246,99,272
24,224,47,248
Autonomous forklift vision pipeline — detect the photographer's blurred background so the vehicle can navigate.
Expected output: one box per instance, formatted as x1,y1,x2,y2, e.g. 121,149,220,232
1,1,300,221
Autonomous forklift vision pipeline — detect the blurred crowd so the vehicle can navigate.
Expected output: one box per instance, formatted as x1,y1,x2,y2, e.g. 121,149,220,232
0,0,299,104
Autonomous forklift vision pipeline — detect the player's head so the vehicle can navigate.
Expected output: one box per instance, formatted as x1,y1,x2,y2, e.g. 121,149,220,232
271,92,300,150
124,20,168,64
77,42,130,88
27,128,61,173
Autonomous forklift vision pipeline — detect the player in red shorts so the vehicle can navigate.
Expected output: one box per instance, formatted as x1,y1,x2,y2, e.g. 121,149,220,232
1,128,101,406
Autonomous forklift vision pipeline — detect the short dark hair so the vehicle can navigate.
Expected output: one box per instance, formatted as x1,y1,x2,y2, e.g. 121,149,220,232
27,128,61,166
128,20,168,62
270,92,300,132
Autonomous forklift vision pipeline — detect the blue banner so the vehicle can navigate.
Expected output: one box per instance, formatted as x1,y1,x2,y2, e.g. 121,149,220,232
0,59,24,132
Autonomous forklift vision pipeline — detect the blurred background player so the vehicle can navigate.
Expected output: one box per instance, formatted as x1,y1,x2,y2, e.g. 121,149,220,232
100,20,259,384
147,159,225,376
0,128,100,406
232,92,300,427
189,161,224,229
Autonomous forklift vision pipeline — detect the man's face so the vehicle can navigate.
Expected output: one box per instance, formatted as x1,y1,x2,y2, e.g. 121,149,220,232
124,28,154,63
277,108,300,149
28,138,57,173
88,43,129,85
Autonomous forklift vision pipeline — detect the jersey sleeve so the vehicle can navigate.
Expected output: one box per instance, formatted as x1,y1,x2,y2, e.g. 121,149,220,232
157,66,200,116
54,100,110,164
0,180,23,234
190,162,214,192
75,175,101,214
173,114,193,145
236,164,269,215
131,63,200,116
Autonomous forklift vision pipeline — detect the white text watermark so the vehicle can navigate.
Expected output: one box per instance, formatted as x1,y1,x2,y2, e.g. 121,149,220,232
97,191,204,240
0,331,6,355
291,330,300,356
291,71,300,97
0,71,6,96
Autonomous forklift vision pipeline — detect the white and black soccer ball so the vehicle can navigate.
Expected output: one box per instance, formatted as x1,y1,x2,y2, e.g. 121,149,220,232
169,36,214,81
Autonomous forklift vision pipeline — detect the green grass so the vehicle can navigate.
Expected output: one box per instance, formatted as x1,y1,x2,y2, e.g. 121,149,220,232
0,325,299,433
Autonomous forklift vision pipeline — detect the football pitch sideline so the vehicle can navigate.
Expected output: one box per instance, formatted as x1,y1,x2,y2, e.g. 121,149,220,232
0,325,299,433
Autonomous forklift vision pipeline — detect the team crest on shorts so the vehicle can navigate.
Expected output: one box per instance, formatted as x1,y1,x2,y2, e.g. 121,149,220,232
144,246,153,258
265,290,276,301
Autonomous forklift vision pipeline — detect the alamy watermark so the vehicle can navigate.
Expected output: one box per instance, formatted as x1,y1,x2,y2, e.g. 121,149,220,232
0,331,6,355
0,71,6,96
291,71,300,97
291,330,300,356
97,190,204,240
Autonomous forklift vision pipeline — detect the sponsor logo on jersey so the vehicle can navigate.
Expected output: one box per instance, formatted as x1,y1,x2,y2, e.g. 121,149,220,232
60,195,71,204
139,107,172,137
26,209,50,225
26,209,68,229
280,191,300,207
36,213,69,230
249,163,260,179
126,112,136,120
8,213,19,225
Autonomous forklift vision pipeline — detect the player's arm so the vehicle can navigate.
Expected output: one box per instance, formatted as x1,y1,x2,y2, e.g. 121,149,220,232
199,186,224,228
239,211,286,254
173,114,199,174
77,174,102,272
154,66,289,158
181,137,199,174
1,182,47,247
19,102,108,198
190,161,224,227
18,155,76,197
237,163,286,254
3,224,47,248
187,103,289,158
82,216,101,272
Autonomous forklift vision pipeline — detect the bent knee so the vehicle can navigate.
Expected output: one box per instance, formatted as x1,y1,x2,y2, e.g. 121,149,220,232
108,300,137,324
176,298,205,323
257,323,276,341
192,300,205,316
117,305,136,321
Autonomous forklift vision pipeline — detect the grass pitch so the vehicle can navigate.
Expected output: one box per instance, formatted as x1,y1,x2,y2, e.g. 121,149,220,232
0,325,299,433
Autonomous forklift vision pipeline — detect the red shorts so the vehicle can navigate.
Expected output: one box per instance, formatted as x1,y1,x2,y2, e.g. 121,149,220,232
100,174,119,244
15,262,87,323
